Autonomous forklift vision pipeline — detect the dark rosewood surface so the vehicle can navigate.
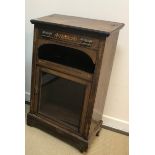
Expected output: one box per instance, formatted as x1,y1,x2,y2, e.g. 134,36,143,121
27,14,124,152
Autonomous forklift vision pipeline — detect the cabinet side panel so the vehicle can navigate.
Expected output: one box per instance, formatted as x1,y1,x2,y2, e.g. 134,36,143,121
89,31,119,136
29,26,39,113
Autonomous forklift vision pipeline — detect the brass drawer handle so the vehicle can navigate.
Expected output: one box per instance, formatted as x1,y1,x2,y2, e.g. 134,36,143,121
80,38,93,47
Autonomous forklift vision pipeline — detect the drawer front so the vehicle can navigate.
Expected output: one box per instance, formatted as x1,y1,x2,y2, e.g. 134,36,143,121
38,29,100,50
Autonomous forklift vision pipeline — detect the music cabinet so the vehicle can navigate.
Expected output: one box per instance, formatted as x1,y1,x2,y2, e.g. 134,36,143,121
27,14,124,152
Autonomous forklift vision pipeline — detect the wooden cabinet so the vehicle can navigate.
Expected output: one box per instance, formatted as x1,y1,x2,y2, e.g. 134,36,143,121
27,14,124,152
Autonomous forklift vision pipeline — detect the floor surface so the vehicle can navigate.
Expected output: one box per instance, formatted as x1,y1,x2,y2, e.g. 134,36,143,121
25,104,129,155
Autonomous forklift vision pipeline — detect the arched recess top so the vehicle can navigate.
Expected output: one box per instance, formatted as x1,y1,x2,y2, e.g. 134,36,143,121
37,41,96,64
38,44,95,73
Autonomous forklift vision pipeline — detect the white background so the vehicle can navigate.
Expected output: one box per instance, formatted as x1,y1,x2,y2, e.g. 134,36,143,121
0,0,155,155
25,0,129,132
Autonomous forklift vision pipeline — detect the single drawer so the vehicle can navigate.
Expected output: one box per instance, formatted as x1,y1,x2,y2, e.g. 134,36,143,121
38,28,100,51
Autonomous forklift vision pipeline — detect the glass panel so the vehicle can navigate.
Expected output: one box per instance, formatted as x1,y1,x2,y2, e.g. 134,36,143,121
38,44,95,73
38,71,86,131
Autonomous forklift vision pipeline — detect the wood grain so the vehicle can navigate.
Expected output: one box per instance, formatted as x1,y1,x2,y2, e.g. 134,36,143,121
31,14,124,35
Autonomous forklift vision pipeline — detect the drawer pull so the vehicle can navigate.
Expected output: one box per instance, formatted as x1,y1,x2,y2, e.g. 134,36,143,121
80,38,93,47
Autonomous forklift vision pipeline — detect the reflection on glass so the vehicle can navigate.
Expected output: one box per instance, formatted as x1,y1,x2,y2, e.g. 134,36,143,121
38,72,86,130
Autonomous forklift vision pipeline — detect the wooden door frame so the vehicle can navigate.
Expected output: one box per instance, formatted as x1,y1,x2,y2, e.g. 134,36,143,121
33,66,92,136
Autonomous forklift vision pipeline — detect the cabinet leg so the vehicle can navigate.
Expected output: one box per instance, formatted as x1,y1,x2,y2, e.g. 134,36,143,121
78,143,88,153
96,128,101,136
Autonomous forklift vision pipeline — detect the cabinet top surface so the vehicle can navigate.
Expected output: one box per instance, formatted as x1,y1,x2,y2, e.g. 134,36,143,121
31,14,124,35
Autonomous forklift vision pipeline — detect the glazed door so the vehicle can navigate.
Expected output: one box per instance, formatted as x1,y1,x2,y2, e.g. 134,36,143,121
35,67,91,134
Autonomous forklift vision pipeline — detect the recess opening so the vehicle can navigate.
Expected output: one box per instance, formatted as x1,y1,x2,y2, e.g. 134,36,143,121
38,44,95,73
